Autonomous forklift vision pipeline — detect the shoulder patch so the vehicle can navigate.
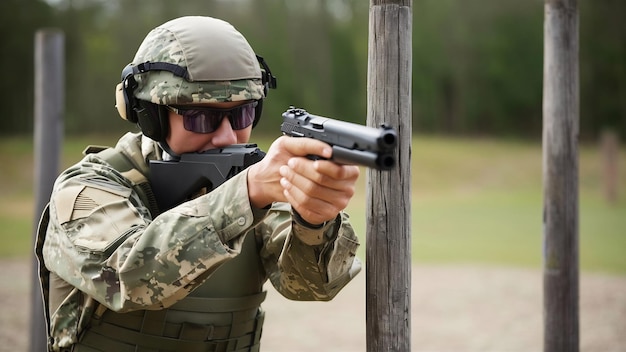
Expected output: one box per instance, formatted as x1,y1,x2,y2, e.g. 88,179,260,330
52,181,132,224
53,185,85,224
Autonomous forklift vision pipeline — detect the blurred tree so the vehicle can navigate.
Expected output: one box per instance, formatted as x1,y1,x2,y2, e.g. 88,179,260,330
0,0,54,134
1,0,623,140
580,0,626,139
413,0,544,136
59,0,122,133
465,0,543,136
413,0,467,133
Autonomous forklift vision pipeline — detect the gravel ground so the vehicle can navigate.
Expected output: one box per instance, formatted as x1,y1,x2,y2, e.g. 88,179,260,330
2,259,625,352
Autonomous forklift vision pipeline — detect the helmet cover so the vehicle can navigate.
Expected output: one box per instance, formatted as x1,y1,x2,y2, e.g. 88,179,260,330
131,16,265,105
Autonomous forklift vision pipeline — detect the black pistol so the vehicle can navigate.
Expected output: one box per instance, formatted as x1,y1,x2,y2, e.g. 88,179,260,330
281,107,397,170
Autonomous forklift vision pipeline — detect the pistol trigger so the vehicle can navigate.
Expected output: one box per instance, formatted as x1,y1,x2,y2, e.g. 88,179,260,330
306,154,325,161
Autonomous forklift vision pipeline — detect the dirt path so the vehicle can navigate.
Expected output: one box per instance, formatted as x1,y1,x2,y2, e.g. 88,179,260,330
3,259,625,352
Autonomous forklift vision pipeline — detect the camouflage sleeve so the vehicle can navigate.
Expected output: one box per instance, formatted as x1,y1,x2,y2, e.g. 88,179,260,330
257,202,362,301
43,156,261,312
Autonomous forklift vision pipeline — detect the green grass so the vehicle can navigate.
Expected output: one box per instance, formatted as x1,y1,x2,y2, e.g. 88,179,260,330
2,134,625,274
346,135,626,274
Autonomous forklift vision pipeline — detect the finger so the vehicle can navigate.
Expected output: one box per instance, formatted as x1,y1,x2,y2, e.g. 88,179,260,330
281,179,340,224
286,169,353,206
281,136,333,159
281,165,353,215
312,160,360,182
287,158,359,193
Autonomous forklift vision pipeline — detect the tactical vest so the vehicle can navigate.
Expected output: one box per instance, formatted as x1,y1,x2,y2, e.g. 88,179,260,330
36,146,267,352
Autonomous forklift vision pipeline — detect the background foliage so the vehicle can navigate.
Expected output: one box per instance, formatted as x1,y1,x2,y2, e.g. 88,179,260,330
1,0,624,138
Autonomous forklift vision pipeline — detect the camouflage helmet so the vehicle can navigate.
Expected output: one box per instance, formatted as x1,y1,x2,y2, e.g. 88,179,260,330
129,16,265,105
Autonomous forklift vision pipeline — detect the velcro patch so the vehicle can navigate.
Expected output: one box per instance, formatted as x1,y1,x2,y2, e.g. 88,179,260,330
53,185,85,224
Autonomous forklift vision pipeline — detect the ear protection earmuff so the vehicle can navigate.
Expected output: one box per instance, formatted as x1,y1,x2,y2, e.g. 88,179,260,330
257,55,277,96
115,65,139,123
254,55,277,128
115,56,277,140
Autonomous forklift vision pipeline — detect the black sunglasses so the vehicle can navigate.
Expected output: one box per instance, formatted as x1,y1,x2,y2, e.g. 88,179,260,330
166,101,258,133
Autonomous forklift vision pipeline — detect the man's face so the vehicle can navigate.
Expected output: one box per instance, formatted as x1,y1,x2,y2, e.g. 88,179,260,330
165,101,254,154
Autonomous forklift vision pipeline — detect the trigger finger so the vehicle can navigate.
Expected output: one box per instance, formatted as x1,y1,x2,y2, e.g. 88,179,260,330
284,137,333,159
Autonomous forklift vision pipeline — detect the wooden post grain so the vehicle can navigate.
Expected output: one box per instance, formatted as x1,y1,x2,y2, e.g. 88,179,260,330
542,0,580,350
366,1,412,351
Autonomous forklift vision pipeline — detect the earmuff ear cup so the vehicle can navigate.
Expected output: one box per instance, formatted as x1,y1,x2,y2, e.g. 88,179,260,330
117,64,168,142
115,78,138,123
123,85,138,124
118,65,139,123
115,83,129,120
135,101,169,142
253,99,263,128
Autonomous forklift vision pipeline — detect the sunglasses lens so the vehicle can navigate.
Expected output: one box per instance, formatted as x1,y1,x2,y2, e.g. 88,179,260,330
229,104,256,130
178,102,257,133
182,110,221,133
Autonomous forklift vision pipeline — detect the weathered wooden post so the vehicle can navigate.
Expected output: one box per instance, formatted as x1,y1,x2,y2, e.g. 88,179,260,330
542,0,580,351
30,29,65,352
366,0,412,351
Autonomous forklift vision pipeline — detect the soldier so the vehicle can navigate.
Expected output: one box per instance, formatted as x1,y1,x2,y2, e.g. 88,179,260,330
36,16,361,352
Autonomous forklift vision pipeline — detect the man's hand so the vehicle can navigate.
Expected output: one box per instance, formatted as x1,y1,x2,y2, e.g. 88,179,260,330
247,136,360,225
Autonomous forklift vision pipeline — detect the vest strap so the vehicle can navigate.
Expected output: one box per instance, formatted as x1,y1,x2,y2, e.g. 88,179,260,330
81,321,260,352
77,310,263,352
169,291,267,313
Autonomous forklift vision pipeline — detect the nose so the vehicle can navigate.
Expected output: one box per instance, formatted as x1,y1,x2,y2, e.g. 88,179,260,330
210,116,237,147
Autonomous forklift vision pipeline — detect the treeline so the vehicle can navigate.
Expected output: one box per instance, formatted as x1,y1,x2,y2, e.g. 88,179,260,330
3,0,624,139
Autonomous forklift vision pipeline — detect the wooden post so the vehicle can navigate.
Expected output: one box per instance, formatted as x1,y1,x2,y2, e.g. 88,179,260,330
366,1,412,351
542,0,579,351
30,29,65,352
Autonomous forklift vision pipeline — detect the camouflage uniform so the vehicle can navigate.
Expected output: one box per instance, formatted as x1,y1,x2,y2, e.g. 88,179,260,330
36,16,361,351
37,131,361,351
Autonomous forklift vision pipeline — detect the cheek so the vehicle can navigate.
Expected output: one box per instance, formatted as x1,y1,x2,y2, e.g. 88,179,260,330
235,128,252,143
166,116,206,153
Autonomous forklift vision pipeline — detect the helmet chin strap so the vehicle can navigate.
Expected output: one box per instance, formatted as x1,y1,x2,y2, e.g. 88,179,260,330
159,140,181,161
